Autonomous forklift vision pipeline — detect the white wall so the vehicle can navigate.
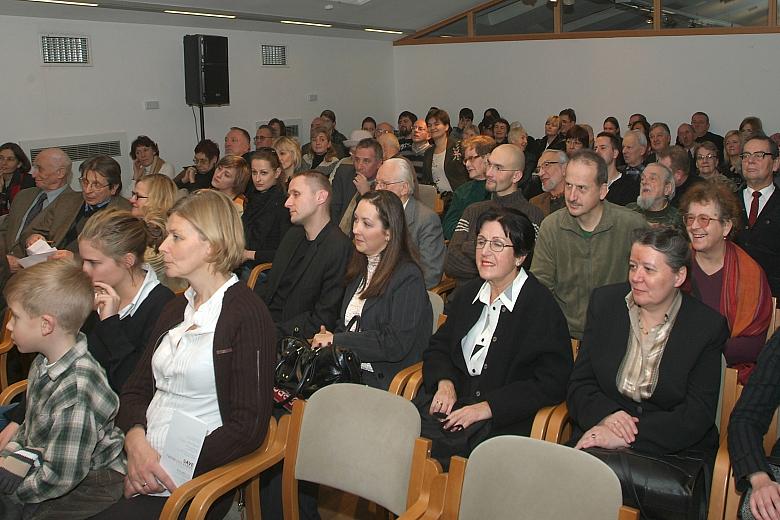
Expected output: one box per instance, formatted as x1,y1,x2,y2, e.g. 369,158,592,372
393,34,780,139
0,15,395,190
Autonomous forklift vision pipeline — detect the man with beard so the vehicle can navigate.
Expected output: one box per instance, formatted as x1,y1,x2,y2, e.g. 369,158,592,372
397,110,416,153
530,149,568,217
626,162,682,228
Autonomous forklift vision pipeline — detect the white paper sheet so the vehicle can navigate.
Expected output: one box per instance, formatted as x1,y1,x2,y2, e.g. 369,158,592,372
151,410,209,497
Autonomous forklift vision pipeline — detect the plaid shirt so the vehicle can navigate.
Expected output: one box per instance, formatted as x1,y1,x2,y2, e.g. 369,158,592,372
2,334,126,503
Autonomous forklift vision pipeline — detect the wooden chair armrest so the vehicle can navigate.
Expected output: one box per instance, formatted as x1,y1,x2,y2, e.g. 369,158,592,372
430,277,456,299
708,438,731,520
161,417,278,520
402,366,426,401
0,380,26,406
530,404,559,440
389,362,423,396
184,415,290,520
544,402,572,444
246,263,273,290
399,457,444,520
619,506,640,519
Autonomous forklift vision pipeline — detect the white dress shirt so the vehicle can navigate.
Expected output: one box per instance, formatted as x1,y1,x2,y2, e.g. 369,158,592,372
461,269,528,376
145,274,238,453
743,183,776,219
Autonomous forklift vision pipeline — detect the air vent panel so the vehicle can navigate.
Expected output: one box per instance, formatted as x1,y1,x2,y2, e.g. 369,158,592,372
41,35,91,65
261,44,287,66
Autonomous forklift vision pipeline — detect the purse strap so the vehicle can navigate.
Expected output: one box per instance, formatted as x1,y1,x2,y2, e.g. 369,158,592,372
345,314,361,333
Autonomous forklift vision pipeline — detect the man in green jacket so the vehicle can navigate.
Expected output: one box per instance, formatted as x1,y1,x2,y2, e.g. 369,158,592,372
531,149,648,339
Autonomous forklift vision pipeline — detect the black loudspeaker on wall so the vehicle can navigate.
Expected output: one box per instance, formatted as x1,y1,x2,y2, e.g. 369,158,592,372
184,34,229,106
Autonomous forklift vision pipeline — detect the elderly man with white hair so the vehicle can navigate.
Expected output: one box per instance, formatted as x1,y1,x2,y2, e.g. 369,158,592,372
375,157,445,289
626,162,682,229
621,129,648,178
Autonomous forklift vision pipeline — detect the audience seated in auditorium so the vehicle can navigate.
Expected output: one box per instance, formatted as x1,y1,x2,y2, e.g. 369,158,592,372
376,157,445,289
0,260,126,519
313,190,431,391
400,119,431,181
273,136,302,185
254,124,274,151
128,173,185,292
679,180,772,383
735,135,780,298
0,143,34,216
569,227,729,518
241,148,291,275
419,208,572,468
96,190,274,519
301,127,340,180
422,109,468,199
174,139,219,192
446,144,544,285
626,162,682,229
211,154,250,216
530,149,568,217
130,135,175,181
224,127,252,158
331,138,383,233
26,155,131,254
2,148,73,271
442,136,495,240
320,109,347,158
657,145,704,208
255,170,353,339
597,132,639,207
531,149,647,339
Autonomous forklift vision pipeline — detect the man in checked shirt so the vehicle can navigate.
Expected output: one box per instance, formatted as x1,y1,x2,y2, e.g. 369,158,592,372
0,260,125,519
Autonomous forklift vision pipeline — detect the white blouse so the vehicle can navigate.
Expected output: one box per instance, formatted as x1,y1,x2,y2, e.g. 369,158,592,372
145,274,238,454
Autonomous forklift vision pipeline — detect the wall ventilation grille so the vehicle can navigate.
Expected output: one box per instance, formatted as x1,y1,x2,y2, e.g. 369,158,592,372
261,44,287,66
41,35,91,65
30,141,121,162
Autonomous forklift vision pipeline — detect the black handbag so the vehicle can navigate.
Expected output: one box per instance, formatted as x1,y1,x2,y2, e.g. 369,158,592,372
274,317,362,402
585,447,709,520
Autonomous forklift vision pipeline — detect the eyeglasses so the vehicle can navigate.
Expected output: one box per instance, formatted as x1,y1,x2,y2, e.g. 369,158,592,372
695,154,717,161
463,154,485,164
538,161,560,170
192,157,211,165
486,160,516,172
682,213,723,228
739,151,774,161
476,236,513,253
130,191,148,200
79,178,109,190
375,180,405,189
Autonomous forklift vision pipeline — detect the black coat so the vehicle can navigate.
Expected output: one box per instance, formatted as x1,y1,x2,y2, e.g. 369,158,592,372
255,221,353,338
567,283,729,456
423,273,573,437
736,187,780,297
242,184,291,265
334,260,431,391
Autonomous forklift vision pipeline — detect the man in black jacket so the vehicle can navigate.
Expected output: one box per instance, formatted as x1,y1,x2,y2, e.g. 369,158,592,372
255,170,353,339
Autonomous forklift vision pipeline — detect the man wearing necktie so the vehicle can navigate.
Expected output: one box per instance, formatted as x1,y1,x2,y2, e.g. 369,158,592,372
735,136,780,298
24,155,130,254
1,148,74,273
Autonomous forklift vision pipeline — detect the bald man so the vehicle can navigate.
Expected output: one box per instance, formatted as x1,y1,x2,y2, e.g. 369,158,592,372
1,148,74,269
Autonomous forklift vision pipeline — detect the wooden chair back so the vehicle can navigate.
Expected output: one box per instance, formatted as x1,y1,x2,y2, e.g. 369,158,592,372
246,263,273,290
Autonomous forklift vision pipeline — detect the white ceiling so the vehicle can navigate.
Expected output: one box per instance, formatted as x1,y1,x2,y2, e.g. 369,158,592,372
0,0,484,40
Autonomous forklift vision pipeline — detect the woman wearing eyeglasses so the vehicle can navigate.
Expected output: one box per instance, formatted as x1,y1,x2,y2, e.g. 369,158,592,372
174,139,220,192
680,181,772,383
420,207,572,467
25,155,131,254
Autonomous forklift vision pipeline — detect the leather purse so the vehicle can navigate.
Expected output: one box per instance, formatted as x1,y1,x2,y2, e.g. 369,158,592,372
274,318,362,402
585,447,709,520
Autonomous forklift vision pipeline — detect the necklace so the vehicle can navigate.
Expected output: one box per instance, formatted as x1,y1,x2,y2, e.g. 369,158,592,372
638,312,669,335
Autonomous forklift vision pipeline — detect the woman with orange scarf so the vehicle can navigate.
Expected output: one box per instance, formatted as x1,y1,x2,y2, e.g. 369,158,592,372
680,180,772,383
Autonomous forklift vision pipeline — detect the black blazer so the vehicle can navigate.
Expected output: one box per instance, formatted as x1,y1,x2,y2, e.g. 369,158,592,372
334,260,431,391
242,184,291,265
422,273,573,437
567,283,729,456
728,329,780,491
330,163,357,224
421,136,468,192
255,221,353,339
532,134,566,156
736,187,780,296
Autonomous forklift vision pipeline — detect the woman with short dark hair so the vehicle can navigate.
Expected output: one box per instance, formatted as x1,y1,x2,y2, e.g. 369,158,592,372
130,136,174,180
420,207,572,466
